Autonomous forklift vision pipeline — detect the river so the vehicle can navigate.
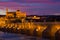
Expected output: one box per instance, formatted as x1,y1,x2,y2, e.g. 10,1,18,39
0,31,50,40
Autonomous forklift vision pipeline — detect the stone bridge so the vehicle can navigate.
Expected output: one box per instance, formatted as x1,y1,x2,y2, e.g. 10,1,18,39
0,20,60,39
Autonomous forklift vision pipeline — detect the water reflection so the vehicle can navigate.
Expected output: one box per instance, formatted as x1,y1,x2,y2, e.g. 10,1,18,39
0,31,50,40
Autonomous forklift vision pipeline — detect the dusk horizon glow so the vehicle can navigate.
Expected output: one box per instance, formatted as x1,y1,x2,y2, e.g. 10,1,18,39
0,0,60,15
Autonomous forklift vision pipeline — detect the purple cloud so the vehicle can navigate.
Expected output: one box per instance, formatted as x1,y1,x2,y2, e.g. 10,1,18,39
0,0,60,15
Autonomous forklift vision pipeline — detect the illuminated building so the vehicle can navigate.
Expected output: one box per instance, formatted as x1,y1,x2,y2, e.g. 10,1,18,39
16,10,26,18
32,16,40,19
6,8,26,23
6,8,26,19
6,8,16,19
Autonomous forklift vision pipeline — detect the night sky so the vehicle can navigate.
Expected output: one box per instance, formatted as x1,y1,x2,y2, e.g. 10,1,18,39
0,0,60,15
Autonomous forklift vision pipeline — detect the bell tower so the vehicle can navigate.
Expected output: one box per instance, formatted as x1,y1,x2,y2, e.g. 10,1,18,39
6,8,8,14
6,8,8,17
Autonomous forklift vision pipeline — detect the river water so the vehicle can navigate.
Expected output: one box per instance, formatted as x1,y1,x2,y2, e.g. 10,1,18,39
0,31,50,40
